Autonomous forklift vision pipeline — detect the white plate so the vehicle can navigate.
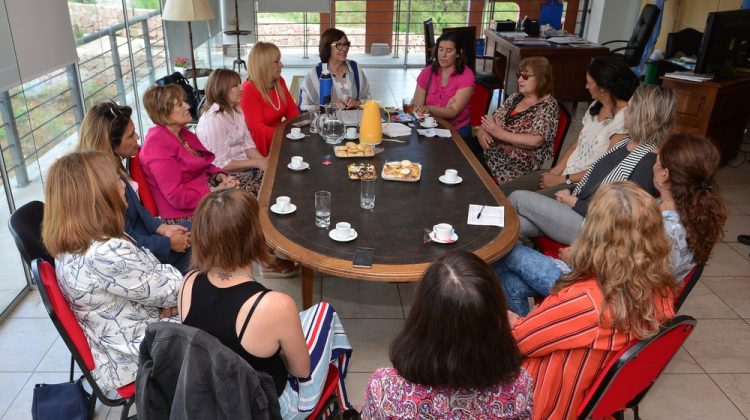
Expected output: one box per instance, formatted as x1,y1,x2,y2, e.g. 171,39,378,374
421,121,438,128
287,162,310,171
429,231,458,244
439,175,462,185
270,203,297,215
329,229,358,242
286,133,306,140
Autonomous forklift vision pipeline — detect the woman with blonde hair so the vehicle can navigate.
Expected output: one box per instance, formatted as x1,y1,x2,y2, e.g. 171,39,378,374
509,84,676,245
511,181,676,420
77,101,191,273
197,69,267,197
179,189,354,419
477,56,560,184
240,42,299,156
42,151,182,392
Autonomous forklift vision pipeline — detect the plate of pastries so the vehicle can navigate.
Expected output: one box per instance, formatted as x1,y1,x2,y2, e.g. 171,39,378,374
334,142,375,158
381,160,421,182
347,163,378,180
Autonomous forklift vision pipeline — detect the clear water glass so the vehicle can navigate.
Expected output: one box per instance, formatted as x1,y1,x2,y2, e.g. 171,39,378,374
308,110,320,134
360,178,375,209
322,119,345,144
314,191,331,228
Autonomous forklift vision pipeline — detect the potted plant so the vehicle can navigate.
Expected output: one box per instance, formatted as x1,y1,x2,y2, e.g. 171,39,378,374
173,56,190,73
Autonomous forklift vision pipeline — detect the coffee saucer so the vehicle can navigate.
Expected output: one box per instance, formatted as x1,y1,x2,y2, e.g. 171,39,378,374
270,203,297,215
429,231,458,244
329,229,358,242
439,175,463,185
287,162,310,171
286,133,306,140
421,121,438,128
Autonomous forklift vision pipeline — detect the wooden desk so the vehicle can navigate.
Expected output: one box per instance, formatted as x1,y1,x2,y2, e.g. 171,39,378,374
661,75,750,164
483,30,608,103
258,116,520,308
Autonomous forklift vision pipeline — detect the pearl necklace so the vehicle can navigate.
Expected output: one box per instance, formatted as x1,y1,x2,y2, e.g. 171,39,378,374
268,87,280,111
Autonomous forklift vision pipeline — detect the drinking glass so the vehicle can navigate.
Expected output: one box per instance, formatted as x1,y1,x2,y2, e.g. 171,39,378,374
402,98,414,114
322,119,345,145
315,191,331,228
308,110,320,134
360,177,375,209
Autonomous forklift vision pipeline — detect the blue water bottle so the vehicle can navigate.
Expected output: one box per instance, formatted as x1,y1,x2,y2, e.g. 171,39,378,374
319,64,333,109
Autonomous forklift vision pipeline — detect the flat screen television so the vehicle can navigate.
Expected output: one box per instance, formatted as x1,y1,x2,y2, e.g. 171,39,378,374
694,9,750,78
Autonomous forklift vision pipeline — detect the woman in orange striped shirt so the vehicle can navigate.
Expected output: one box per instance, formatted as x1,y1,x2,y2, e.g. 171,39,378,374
510,181,676,420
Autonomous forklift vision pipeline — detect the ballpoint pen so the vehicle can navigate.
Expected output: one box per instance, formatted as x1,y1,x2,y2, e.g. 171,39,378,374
476,205,485,219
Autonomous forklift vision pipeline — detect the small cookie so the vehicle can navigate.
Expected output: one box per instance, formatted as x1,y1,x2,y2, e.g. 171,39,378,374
346,141,357,148
401,160,412,167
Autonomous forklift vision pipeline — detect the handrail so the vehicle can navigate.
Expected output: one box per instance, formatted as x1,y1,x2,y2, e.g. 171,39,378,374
76,9,160,45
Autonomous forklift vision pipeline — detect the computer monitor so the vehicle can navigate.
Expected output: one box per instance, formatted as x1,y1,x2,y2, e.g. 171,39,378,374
694,9,750,78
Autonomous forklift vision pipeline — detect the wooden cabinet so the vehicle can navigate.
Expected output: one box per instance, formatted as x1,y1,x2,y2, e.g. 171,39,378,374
662,75,750,164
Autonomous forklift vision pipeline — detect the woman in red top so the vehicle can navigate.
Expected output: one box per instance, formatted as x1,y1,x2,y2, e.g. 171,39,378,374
510,181,676,420
240,42,299,156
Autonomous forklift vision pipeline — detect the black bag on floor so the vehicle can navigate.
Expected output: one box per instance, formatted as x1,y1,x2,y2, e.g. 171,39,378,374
32,377,92,420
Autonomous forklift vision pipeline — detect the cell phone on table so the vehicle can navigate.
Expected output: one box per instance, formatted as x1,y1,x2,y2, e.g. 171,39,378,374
352,247,375,268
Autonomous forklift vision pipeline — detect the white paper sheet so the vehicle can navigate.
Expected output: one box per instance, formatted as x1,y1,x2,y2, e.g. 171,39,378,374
467,204,504,227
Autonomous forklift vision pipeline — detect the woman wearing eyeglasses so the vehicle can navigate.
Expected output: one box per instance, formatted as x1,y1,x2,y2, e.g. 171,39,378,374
76,101,191,273
240,42,300,157
477,56,559,185
300,28,370,111
412,31,475,140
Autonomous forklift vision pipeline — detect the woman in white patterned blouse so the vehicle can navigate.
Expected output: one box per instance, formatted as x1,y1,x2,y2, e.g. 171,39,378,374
42,151,183,392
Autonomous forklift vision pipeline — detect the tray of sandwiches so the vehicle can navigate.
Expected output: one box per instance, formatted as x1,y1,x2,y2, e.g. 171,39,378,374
334,142,375,158
381,160,421,182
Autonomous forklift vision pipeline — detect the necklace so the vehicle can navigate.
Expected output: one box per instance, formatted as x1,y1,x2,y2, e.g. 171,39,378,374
268,87,280,111
211,270,255,281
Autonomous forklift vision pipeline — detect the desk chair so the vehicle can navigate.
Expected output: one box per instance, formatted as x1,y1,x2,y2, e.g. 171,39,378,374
656,28,704,82
156,72,202,122
576,315,697,420
32,259,136,420
424,18,435,65
602,4,660,67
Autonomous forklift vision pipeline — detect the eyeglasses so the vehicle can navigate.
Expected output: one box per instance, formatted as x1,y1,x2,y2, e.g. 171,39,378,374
331,41,351,50
518,73,535,80
106,100,124,140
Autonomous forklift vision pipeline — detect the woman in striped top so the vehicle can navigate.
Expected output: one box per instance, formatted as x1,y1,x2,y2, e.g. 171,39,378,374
510,181,676,420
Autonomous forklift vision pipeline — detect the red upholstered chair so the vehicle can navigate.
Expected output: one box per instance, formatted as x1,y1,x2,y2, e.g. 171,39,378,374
32,259,136,420
128,147,159,216
552,101,572,167
674,264,704,312
306,365,342,420
577,315,697,420
470,82,494,128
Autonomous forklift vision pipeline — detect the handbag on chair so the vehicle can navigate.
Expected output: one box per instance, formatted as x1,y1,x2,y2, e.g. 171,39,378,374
32,376,93,420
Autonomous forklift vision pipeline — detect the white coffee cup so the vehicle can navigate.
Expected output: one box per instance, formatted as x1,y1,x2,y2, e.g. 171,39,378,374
424,116,436,126
290,127,302,137
433,223,454,241
276,196,291,211
291,156,304,168
444,169,458,182
346,127,357,139
335,222,352,238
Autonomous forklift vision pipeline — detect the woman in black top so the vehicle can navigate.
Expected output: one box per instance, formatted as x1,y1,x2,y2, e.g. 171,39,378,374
508,85,676,245
178,189,354,418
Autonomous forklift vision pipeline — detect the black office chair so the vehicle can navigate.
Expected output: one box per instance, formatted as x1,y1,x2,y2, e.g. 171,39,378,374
8,200,53,268
155,72,201,123
665,27,703,58
602,4,661,67
424,18,435,65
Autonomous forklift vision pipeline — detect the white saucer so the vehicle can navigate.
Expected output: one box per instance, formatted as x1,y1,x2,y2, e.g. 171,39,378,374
439,175,463,185
329,229,358,242
345,134,359,140
421,121,438,128
270,203,297,215
429,231,458,244
287,162,310,171
286,133,306,140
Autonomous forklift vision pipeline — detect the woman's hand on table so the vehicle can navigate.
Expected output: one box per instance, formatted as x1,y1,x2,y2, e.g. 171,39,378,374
540,171,565,189
555,189,578,208
414,103,429,115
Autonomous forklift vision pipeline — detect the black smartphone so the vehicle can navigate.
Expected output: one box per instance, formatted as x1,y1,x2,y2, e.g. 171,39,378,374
352,247,375,268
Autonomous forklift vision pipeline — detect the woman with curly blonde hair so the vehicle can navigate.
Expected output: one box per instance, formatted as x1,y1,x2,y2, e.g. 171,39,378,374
510,181,676,420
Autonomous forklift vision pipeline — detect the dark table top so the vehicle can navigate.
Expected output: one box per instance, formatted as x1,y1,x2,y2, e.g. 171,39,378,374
257,115,519,282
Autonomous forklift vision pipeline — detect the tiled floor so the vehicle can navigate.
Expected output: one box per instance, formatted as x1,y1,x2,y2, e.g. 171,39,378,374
1,68,750,419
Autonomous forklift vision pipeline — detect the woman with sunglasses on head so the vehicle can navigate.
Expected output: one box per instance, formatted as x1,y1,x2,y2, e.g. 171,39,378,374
412,31,475,140
240,42,299,157
76,101,191,273
500,56,639,196
198,69,267,197
43,151,182,393
511,181,676,420
477,56,560,185
300,28,370,111
139,84,238,225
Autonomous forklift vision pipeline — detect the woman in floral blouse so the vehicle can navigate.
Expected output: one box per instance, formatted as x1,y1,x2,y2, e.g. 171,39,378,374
361,251,533,419
42,151,183,392
477,56,559,185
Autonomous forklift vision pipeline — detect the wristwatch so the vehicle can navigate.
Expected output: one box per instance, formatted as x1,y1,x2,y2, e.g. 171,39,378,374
565,174,573,185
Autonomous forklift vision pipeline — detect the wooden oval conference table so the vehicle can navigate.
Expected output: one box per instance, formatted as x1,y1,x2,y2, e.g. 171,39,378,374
258,115,519,308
